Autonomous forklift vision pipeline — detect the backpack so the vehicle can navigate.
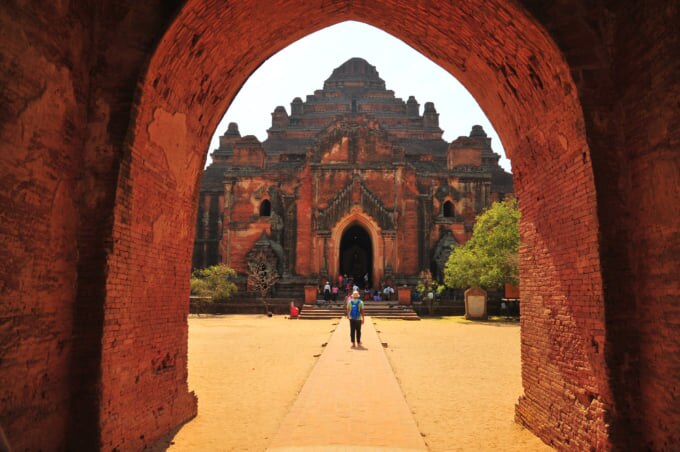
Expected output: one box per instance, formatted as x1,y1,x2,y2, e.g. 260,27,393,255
349,299,361,320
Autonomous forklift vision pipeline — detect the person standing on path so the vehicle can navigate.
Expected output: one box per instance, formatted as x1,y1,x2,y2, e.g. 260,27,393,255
346,290,365,347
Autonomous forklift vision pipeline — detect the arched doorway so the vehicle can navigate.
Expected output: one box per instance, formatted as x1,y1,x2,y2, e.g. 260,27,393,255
109,7,610,448
340,224,373,289
3,1,666,450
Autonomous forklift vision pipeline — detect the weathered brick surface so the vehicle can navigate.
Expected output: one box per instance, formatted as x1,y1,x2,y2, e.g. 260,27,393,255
0,1,677,450
0,5,83,449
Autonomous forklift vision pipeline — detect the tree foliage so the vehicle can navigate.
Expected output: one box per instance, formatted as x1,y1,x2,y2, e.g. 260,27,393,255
190,264,238,302
416,269,438,294
444,198,520,289
417,269,441,315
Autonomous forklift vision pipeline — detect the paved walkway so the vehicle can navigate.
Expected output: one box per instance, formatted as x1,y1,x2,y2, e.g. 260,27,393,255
267,317,427,451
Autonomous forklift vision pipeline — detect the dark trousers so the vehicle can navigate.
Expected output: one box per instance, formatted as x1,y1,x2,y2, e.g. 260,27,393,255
349,319,362,344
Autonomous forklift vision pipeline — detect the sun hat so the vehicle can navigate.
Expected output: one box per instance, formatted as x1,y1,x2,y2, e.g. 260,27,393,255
352,290,360,297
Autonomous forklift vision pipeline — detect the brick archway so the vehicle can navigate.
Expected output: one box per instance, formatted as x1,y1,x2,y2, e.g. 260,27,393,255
118,2,607,449
2,1,677,451
331,209,385,287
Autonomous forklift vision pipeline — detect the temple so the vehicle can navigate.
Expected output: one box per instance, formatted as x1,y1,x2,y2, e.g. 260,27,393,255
193,58,513,293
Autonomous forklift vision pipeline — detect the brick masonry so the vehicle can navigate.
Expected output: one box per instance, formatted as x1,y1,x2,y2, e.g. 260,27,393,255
0,1,677,451
195,67,506,285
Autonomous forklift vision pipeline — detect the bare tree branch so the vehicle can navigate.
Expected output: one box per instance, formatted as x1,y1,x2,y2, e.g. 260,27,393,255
246,250,280,314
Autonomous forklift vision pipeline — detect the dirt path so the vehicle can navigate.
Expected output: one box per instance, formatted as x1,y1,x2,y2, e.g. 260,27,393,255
375,317,551,451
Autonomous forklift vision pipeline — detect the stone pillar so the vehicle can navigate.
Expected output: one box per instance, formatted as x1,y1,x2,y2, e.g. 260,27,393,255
417,194,431,271
326,235,336,279
217,194,224,263
382,231,396,282
474,181,482,212
283,194,297,275
322,233,329,274
201,195,210,240
223,181,234,267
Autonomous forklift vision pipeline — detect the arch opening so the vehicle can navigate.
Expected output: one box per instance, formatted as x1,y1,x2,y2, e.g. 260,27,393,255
3,0,677,450
105,1,611,451
339,224,373,289
442,201,454,218
259,199,271,217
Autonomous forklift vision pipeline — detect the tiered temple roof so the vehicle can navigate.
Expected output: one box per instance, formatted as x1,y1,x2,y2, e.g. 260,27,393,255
205,57,510,191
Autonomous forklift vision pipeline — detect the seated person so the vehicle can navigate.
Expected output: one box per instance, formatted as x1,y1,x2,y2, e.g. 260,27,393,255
383,285,394,301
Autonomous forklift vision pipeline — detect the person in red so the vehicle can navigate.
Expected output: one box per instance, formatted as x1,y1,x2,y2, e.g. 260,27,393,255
289,301,299,319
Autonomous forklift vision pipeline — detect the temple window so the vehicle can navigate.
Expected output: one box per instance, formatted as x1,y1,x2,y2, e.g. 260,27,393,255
259,199,271,217
443,201,454,218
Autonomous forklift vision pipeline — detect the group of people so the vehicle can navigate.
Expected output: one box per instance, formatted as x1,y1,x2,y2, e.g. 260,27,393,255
321,274,395,304
321,274,357,302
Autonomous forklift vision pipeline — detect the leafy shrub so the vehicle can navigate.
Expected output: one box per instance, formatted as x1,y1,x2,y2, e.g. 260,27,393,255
417,269,440,315
190,264,238,302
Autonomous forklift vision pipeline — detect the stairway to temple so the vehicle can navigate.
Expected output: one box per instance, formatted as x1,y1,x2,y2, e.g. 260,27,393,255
298,301,420,320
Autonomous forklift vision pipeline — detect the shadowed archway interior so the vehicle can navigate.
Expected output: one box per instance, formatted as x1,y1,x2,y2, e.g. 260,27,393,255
340,224,373,289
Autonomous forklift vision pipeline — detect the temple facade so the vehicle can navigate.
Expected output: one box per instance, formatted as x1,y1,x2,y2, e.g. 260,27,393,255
193,58,513,293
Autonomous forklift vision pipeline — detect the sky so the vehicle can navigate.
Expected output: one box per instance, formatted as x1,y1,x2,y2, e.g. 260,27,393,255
208,21,511,172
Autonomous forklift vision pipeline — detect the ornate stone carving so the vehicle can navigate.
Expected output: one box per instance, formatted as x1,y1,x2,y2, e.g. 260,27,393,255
315,180,395,232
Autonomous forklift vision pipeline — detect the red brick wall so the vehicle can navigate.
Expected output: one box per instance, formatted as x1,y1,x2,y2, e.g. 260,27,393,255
100,1,615,448
363,171,398,210
448,147,482,168
1,1,677,450
313,170,352,210
0,4,85,449
229,227,271,273
618,8,680,445
0,1,186,450
232,146,265,167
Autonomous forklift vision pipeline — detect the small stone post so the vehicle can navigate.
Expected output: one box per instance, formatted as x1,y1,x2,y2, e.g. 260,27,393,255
464,287,488,320
397,286,411,305
304,285,318,305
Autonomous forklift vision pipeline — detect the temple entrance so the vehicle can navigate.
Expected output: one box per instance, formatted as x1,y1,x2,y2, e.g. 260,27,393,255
339,224,373,289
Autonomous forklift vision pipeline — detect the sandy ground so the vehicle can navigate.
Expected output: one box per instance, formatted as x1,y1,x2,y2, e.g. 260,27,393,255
158,315,336,452
155,315,550,451
375,317,551,452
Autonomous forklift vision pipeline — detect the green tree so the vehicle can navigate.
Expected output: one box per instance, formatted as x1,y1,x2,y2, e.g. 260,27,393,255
190,264,238,302
444,198,520,289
